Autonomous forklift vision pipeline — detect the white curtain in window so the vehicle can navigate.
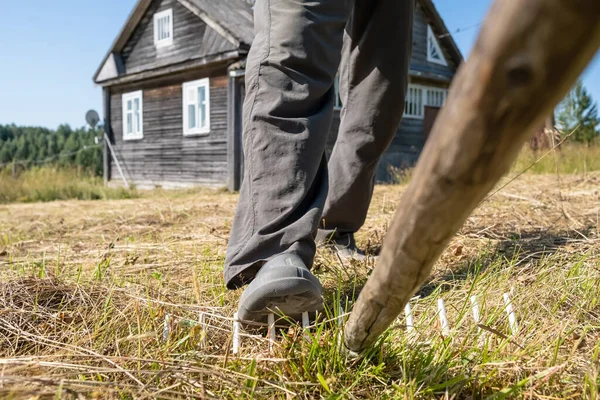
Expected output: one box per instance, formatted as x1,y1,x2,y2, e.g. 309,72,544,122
183,79,210,135
122,91,143,140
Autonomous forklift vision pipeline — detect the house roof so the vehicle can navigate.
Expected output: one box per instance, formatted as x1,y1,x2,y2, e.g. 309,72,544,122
94,0,463,85
184,0,254,46
420,0,464,67
93,0,254,84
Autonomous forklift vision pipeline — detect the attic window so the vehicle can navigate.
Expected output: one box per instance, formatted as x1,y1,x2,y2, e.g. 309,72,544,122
154,9,173,48
427,25,448,66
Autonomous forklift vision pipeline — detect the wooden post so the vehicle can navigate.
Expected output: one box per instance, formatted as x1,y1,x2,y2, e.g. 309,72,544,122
344,0,600,352
102,88,112,185
104,133,130,189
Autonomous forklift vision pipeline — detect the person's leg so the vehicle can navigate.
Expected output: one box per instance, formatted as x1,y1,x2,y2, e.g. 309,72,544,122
318,0,414,250
224,0,350,291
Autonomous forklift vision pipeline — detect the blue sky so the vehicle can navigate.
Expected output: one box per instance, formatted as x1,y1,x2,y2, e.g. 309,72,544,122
0,0,598,129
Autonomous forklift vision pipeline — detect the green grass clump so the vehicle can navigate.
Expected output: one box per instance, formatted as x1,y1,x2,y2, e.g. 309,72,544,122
390,144,600,185
511,144,600,175
1,249,598,398
0,168,599,398
0,166,136,204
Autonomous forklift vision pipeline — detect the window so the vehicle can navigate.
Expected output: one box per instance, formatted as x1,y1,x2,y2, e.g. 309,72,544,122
183,78,211,136
333,75,342,110
405,85,424,118
154,9,173,48
426,87,447,108
122,91,143,140
404,84,448,119
427,25,448,66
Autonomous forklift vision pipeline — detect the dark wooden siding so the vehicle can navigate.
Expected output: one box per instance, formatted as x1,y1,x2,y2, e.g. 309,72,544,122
109,69,229,187
410,1,457,79
380,118,424,180
326,112,421,182
381,77,451,179
324,2,458,182
122,0,237,75
327,78,450,182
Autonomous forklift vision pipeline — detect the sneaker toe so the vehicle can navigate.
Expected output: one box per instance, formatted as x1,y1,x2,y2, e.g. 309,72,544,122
237,254,323,326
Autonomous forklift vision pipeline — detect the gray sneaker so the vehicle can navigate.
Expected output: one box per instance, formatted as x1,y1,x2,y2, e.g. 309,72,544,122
316,231,367,261
237,253,323,327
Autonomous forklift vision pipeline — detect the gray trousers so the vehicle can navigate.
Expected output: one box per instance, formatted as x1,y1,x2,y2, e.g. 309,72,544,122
225,0,413,289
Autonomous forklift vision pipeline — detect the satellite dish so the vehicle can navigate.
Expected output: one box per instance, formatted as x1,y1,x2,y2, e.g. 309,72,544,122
86,110,100,129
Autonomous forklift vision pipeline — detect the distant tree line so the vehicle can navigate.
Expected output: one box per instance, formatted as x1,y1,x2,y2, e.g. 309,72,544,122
0,124,103,176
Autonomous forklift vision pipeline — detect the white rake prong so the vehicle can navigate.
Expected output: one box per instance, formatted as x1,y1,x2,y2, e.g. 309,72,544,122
503,293,518,336
437,299,450,337
302,311,311,342
302,311,310,328
470,295,481,326
404,301,415,334
337,305,346,351
470,295,486,347
163,314,171,343
232,313,240,355
268,313,276,353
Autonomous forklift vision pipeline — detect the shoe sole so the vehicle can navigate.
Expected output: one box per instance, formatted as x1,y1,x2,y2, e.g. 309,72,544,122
238,273,323,327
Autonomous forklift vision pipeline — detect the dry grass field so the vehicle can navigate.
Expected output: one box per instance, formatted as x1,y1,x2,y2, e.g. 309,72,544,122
1,160,600,398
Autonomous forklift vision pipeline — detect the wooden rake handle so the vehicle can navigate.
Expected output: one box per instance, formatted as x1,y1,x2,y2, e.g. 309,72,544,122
344,0,600,352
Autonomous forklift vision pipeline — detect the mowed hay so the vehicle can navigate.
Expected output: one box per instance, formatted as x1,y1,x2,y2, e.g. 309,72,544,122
1,172,600,398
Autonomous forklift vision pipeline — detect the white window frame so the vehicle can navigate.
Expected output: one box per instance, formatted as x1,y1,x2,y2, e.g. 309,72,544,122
154,9,173,48
405,84,424,119
427,25,448,66
182,78,211,136
122,91,144,140
404,84,448,119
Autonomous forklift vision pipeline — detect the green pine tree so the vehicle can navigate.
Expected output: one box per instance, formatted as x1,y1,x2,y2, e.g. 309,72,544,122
35,133,48,160
0,140,16,163
47,133,60,157
556,80,600,144
61,131,81,166
14,135,30,161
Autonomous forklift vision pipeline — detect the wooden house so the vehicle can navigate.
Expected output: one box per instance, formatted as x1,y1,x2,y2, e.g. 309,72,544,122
94,0,463,190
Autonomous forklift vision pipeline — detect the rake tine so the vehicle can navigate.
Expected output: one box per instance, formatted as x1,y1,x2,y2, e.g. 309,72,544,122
268,313,276,353
470,295,486,347
302,311,311,341
404,301,415,334
437,299,450,337
337,305,347,352
232,312,240,355
503,293,518,336
302,311,310,328
470,296,481,327
163,314,171,343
